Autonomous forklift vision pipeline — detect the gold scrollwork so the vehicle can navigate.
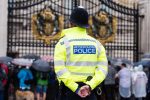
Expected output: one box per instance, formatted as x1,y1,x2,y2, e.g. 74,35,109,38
32,8,64,44
87,10,117,45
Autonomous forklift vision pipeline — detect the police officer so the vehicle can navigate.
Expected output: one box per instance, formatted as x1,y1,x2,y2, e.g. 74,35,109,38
54,6,108,100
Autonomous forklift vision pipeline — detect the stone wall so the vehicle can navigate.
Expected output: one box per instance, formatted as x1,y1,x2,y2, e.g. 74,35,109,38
0,0,8,56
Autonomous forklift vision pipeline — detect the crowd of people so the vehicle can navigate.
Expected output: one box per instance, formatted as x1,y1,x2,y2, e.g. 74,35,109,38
0,55,150,100
0,56,59,100
100,60,150,100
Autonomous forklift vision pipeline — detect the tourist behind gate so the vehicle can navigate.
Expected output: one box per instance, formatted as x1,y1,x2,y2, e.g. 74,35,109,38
115,63,131,100
104,61,117,100
132,65,148,100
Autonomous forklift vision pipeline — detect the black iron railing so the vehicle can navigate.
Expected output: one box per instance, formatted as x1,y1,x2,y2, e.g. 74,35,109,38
7,0,139,62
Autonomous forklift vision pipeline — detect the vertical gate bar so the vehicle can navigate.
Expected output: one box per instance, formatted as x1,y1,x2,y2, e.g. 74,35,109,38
17,1,20,55
68,0,70,28
121,6,123,58
17,0,19,55
123,9,126,58
12,0,14,53
12,0,13,53
43,0,45,56
123,8,125,59
24,1,26,55
133,6,136,62
42,0,44,56
7,1,10,54
74,0,78,7
133,5,136,62
111,3,113,57
32,0,35,55
127,15,129,60
19,2,21,56
72,0,75,9
89,0,92,14
118,7,120,58
7,0,9,54
135,4,139,61
127,10,133,61
109,1,112,57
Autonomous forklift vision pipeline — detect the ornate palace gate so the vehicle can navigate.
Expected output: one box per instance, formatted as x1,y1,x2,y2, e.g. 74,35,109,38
7,0,139,62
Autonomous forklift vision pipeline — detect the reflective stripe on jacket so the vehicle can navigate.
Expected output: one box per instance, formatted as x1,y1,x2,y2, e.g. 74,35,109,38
54,27,108,92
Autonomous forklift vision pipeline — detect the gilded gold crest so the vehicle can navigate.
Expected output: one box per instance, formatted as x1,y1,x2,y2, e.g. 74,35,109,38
87,10,117,45
32,8,64,44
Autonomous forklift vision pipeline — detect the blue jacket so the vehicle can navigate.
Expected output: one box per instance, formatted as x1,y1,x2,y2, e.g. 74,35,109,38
17,68,33,89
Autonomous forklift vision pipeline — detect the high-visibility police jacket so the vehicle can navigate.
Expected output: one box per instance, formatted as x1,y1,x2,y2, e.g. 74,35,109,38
54,27,108,92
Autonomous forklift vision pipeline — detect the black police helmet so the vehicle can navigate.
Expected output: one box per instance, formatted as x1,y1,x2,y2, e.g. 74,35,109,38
70,6,89,28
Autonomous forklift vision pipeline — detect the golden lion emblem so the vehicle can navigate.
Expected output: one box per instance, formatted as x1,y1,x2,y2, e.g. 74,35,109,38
88,10,117,45
32,8,64,44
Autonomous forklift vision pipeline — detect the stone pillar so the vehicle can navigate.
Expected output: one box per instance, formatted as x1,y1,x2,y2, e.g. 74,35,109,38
139,0,150,56
0,0,8,56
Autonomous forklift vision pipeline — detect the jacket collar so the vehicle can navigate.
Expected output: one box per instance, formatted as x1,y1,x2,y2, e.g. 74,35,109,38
61,27,87,37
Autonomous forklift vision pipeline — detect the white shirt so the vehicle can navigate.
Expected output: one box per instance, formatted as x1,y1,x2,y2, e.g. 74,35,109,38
118,68,131,88
133,71,148,98
118,68,131,97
